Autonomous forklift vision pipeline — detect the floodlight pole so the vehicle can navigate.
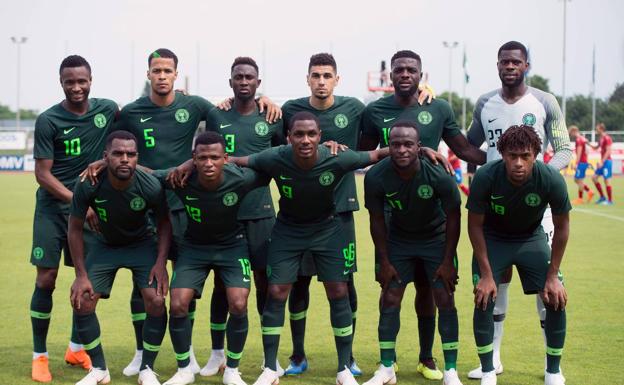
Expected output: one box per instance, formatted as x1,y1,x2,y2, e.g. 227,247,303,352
443,41,458,106
11,36,27,130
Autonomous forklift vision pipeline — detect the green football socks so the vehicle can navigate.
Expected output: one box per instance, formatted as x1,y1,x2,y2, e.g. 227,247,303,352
74,312,106,369
30,286,53,353
226,312,248,368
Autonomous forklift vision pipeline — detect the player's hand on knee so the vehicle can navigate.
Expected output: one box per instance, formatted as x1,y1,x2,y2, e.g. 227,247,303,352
322,140,348,155
216,97,234,111
149,262,169,297
542,276,567,311
80,159,106,185
434,261,458,296
70,277,94,310
474,276,496,311
379,260,401,291
85,207,101,233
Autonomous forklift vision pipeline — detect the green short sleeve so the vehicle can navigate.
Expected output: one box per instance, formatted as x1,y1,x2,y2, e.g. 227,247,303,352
466,168,491,214
69,180,92,220
363,171,385,214
33,115,56,159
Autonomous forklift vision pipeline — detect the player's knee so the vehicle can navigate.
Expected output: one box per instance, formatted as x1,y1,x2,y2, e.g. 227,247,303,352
324,282,348,300
36,268,59,290
268,285,290,301
433,290,455,311
169,296,190,317
73,295,96,315
381,289,402,308
228,296,248,315
415,289,436,316
145,295,166,315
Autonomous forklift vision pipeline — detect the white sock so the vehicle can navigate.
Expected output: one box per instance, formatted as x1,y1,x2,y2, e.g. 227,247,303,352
68,341,83,352
33,352,48,359
493,282,510,365
212,349,225,357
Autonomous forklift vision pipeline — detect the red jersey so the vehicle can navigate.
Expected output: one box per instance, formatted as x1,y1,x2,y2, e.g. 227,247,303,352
599,134,613,160
447,149,461,169
575,136,588,163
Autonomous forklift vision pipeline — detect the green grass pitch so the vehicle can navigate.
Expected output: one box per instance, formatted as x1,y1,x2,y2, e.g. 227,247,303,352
0,172,621,385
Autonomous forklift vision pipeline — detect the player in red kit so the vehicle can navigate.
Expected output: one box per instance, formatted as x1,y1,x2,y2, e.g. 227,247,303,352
569,126,593,204
591,123,614,205
448,149,469,196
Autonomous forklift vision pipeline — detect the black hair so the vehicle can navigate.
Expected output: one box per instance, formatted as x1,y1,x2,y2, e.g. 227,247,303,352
105,130,137,149
497,125,542,156
390,120,420,138
148,48,178,68
390,50,422,66
288,111,321,133
59,55,91,76
308,53,337,72
497,41,528,61
231,56,259,74
194,131,226,151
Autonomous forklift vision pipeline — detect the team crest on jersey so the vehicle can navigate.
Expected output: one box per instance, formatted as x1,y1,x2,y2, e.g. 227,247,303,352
417,184,433,199
94,113,107,128
334,114,349,128
522,113,536,126
319,171,335,186
255,121,269,136
130,197,146,211
32,247,44,260
175,108,190,123
223,192,239,206
417,111,433,125
525,193,541,207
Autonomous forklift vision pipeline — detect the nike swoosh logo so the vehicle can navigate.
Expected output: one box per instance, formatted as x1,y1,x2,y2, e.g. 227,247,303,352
220,123,232,129
488,118,498,123
491,195,504,200
185,196,199,201
64,127,76,135
383,117,396,123
140,117,152,123
243,278,251,282
385,192,398,197
94,198,107,203
279,175,292,180
343,270,351,275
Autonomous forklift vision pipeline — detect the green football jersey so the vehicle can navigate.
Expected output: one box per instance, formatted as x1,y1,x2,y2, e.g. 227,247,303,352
466,160,571,240
365,157,461,241
70,168,167,246
116,92,214,210
361,95,462,149
282,96,365,213
247,145,371,223
153,163,269,246
34,98,118,213
206,106,284,220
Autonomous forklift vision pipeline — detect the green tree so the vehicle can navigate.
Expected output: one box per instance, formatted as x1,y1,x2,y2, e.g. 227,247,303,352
527,74,551,93
0,104,38,120
437,91,474,131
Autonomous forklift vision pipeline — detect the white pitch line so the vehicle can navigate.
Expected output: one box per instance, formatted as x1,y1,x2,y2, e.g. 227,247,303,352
573,208,624,223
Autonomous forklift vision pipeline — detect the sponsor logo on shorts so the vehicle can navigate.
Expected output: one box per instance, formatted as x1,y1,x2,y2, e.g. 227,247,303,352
255,121,269,136
33,247,44,260
130,197,146,211
223,192,238,206
417,184,433,199
524,193,541,207
175,108,190,123
522,113,536,126
319,171,335,186
417,111,433,125
94,113,107,128
334,114,349,128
